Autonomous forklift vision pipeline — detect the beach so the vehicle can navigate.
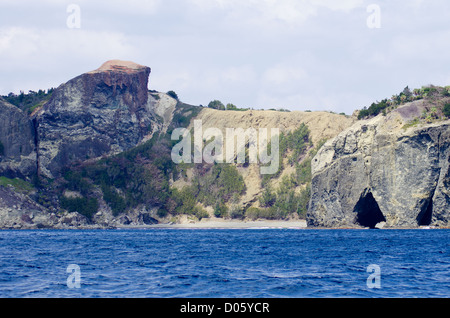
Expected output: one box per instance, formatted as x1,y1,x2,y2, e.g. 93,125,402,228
143,218,308,229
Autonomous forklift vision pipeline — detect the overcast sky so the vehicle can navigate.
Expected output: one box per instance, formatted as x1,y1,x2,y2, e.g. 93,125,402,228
1,0,450,114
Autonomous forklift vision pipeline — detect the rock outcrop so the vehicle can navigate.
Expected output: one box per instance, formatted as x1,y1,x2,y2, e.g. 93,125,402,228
308,101,450,228
2,59,449,229
34,60,157,179
0,186,94,229
0,98,37,178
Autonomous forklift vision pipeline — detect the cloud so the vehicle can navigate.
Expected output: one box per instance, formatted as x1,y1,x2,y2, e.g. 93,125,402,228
188,0,364,26
1,0,450,115
0,26,136,62
263,64,307,86
0,26,140,92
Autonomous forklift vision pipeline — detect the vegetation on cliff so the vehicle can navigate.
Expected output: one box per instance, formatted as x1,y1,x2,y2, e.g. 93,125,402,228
2,89,54,114
0,89,331,224
357,85,450,120
254,131,326,220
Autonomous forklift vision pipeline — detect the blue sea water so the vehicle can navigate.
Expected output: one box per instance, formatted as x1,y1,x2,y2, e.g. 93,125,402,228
0,229,448,298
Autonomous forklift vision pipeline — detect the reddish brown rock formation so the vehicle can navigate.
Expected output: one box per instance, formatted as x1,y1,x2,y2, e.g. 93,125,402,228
35,60,156,178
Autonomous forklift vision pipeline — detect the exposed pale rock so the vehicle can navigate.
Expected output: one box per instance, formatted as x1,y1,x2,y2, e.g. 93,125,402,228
34,60,157,178
308,102,450,228
0,98,37,178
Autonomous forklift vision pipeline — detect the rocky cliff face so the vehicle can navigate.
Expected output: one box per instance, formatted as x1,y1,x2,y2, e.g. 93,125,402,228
34,60,157,179
2,60,449,229
308,101,450,228
0,60,181,229
0,98,37,178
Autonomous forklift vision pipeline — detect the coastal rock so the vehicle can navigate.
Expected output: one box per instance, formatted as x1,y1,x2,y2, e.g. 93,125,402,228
307,102,450,228
34,60,157,178
0,186,53,229
0,98,37,178
0,185,103,229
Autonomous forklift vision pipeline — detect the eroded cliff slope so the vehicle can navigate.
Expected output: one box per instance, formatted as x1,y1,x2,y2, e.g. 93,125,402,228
0,98,37,178
308,100,450,228
34,60,159,179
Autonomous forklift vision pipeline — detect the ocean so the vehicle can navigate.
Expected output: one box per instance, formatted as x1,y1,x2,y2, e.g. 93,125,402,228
0,229,448,298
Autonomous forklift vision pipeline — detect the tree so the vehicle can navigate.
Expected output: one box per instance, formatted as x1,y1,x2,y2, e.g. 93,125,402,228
167,90,179,100
226,103,237,110
214,202,228,218
208,100,225,110
60,196,99,220
402,86,412,100
259,185,276,207
358,107,370,120
443,86,450,97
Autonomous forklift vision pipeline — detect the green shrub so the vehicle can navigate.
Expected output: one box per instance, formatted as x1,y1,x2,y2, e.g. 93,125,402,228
63,170,92,195
60,196,99,220
229,204,244,219
101,185,127,216
167,90,179,100
208,100,225,110
358,99,389,120
172,186,197,215
157,207,168,218
261,123,311,186
245,207,261,220
297,186,311,218
214,202,228,218
295,158,311,185
226,103,237,110
443,86,450,97
259,185,276,208
444,103,450,118
195,164,246,207
2,88,54,113
193,205,209,220
245,207,283,220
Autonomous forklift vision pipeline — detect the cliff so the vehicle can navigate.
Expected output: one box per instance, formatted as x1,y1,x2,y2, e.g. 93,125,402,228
181,108,355,210
308,100,450,228
1,60,449,229
34,60,157,179
0,98,37,178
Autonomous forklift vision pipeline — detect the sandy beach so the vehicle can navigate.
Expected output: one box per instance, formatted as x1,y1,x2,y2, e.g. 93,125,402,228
143,219,308,229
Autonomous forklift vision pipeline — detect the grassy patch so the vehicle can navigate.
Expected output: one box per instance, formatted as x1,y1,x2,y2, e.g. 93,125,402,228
0,176,35,193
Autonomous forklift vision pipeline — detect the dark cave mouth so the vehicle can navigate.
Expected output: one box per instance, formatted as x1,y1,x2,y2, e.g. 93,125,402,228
354,192,386,229
417,198,433,226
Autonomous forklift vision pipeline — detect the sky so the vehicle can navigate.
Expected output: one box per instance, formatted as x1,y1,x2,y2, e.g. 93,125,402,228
1,0,450,115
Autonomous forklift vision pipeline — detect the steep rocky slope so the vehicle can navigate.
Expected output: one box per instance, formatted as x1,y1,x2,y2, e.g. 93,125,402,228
194,108,353,145
34,60,160,179
308,100,450,228
0,98,37,178
0,60,177,228
1,60,449,229
179,108,355,210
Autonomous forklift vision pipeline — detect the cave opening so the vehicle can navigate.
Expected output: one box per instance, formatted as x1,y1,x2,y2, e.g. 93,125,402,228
354,192,386,229
417,199,433,226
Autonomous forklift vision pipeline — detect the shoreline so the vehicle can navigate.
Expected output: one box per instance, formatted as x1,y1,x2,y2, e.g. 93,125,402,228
1,218,447,230
118,219,447,230
121,219,308,229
